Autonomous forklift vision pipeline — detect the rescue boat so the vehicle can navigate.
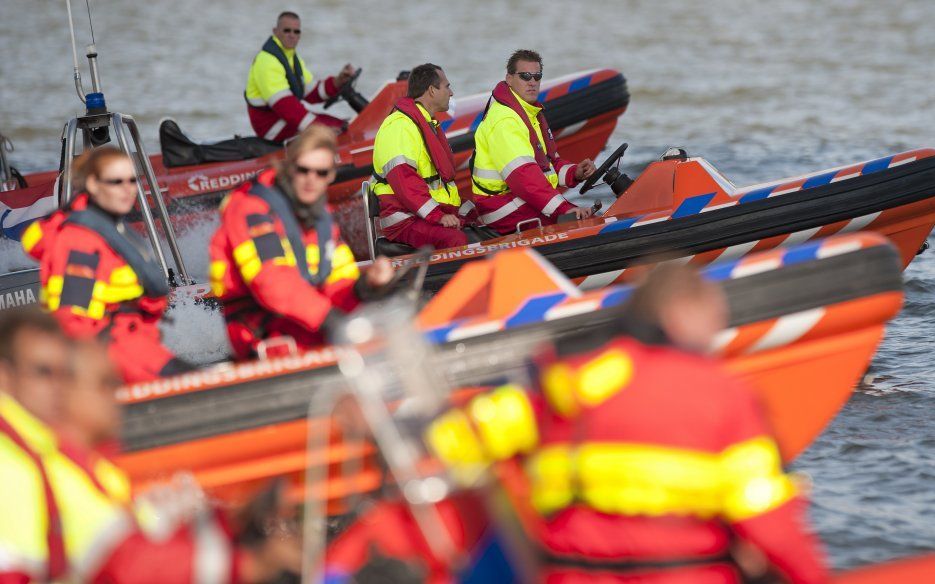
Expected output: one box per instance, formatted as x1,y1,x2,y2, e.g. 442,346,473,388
0,68,629,257
1,144,931,314
116,232,903,508
404,145,935,292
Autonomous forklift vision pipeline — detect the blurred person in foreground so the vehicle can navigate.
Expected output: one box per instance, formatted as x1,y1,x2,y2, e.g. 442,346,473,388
21,147,194,383
426,264,829,583
0,307,301,583
371,63,477,250
210,125,394,361
471,49,597,235
245,10,355,141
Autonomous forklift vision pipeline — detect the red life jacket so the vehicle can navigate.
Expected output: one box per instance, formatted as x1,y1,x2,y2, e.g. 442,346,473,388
490,81,560,172
392,97,457,183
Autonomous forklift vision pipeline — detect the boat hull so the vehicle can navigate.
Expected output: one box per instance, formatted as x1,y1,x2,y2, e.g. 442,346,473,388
116,234,903,505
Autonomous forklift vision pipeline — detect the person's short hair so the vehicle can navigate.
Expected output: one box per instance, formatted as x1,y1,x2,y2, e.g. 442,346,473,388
277,11,300,24
406,64,443,99
0,307,62,364
507,49,543,74
279,125,338,174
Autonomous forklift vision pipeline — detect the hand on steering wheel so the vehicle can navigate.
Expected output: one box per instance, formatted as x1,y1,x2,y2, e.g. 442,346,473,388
579,142,629,194
324,67,363,110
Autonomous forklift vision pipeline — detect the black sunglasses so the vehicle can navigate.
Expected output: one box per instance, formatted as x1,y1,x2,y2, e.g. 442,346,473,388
516,72,543,82
295,164,334,178
99,176,138,186
282,28,301,34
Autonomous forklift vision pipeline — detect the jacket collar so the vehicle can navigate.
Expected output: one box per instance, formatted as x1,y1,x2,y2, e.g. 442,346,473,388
270,35,295,59
511,87,543,120
414,101,434,123
0,392,57,455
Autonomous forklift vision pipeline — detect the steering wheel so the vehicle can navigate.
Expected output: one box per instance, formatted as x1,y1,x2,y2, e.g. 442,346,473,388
579,142,628,194
324,67,363,110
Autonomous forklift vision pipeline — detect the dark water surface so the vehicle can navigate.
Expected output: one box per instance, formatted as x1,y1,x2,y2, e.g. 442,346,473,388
2,0,933,569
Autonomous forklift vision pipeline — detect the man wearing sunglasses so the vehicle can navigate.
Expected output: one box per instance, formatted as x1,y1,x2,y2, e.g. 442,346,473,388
0,309,308,583
371,63,475,251
210,126,395,361
245,11,356,142
471,50,598,235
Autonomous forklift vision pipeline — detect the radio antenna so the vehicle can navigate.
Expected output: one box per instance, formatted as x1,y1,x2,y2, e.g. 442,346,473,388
85,0,97,45
65,0,86,103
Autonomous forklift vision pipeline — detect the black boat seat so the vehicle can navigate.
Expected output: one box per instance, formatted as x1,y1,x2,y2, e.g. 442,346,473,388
363,185,417,258
464,225,500,242
361,183,498,258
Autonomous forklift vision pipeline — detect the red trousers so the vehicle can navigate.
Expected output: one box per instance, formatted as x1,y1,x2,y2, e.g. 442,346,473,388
476,199,560,236
247,106,346,142
106,314,191,383
388,218,468,250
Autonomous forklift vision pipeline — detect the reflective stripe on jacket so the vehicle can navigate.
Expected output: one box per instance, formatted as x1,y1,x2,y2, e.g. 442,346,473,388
426,337,828,583
471,85,577,228
0,394,239,583
23,194,169,338
0,393,130,581
373,100,462,234
244,36,338,140
245,36,317,109
209,168,361,359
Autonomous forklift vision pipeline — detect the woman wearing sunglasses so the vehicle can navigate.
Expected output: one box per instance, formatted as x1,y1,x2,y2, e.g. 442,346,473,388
22,147,194,383
471,49,598,235
209,125,394,361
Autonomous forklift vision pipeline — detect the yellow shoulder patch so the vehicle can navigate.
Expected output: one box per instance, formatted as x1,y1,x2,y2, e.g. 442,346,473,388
576,349,634,407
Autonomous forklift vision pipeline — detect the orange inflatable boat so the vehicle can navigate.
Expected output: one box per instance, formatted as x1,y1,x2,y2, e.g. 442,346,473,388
116,232,903,507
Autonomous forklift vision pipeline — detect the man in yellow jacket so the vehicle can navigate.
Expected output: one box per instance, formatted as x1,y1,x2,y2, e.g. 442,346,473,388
472,49,597,235
245,11,355,141
0,308,297,583
372,63,474,250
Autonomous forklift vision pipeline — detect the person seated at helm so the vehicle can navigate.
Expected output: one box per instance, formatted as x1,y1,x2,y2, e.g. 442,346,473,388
210,125,395,361
245,10,356,142
21,148,194,384
371,63,477,251
472,49,598,235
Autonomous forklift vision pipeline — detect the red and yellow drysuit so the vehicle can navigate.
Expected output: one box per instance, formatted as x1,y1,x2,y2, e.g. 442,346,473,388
372,98,475,250
244,36,345,142
427,337,829,583
471,82,580,235
0,392,240,584
209,168,362,360
22,194,189,384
